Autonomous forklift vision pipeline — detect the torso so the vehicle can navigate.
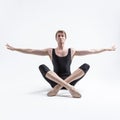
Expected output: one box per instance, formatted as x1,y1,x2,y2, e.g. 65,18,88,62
54,48,69,57
52,48,72,79
47,48,75,60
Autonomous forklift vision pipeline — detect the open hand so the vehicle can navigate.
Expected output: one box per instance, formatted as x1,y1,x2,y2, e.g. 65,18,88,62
107,45,116,51
109,45,116,51
6,44,15,51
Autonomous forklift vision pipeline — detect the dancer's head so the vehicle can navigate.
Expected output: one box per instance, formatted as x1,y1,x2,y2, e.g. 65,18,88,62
55,30,67,46
55,30,67,40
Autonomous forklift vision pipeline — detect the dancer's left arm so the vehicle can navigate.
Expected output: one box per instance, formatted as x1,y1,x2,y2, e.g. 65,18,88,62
73,45,116,56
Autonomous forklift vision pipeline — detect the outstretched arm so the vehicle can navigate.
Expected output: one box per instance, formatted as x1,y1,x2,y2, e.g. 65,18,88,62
74,45,116,56
6,44,52,56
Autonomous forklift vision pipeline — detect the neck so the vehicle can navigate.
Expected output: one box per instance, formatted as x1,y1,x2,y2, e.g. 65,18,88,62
57,44,65,50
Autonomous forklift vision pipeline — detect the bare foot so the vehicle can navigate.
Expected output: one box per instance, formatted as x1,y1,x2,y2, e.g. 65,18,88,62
69,88,81,98
47,89,58,96
47,86,81,98
47,85,61,96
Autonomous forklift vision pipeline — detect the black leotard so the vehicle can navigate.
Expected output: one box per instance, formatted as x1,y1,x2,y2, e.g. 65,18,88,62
39,48,90,88
52,48,71,79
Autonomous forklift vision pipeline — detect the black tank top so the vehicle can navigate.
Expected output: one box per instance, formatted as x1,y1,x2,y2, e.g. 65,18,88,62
52,48,71,79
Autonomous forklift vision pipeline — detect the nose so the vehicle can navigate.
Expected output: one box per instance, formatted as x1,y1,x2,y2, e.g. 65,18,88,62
60,36,63,38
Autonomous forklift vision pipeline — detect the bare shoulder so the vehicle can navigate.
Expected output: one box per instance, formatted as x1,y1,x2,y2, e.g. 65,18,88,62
70,48,76,52
70,48,83,56
47,48,52,54
70,48,76,58
47,48,53,59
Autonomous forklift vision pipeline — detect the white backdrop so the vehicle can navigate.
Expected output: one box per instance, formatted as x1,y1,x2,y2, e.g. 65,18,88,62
0,0,120,120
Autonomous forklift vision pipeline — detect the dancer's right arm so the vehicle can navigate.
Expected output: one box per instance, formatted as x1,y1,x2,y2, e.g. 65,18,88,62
6,44,52,57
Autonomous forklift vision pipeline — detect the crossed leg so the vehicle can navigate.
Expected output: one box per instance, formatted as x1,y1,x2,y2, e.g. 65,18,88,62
47,68,85,97
39,63,90,98
45,70,81,98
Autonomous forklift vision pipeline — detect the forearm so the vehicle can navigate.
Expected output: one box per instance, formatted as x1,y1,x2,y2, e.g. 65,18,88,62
6,44,50,56
75,46,116,56
13,48,48,56
90,48,112,54
14,48,35,54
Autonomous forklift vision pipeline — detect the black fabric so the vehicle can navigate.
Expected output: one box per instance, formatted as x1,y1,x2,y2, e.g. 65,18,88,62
38,49,90,88
39,64,50,77
39,64,57,87
70,63,90,86
52,48,71,78
79,63,90,73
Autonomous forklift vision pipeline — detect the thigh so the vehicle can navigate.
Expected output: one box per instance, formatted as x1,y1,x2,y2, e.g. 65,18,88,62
39,64,57,88
70,63,90,86
79,63,90,74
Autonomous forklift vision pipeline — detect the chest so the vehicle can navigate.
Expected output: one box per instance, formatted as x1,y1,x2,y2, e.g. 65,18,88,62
55,49,68,57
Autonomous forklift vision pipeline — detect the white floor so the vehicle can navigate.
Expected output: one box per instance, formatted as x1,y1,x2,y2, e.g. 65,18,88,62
0,74,120,120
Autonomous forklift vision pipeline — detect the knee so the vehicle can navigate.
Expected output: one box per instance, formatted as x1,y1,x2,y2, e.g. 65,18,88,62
79,63,90,74
39,64,45,71
38,64,50,76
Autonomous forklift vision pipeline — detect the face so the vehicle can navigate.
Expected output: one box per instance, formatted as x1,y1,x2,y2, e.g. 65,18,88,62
56,32,66,45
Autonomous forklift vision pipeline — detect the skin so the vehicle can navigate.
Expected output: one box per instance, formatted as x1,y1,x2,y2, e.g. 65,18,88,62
6,31,116,98
6,33,116,58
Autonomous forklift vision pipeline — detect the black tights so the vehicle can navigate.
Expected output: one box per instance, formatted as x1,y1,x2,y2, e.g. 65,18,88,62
39,63,90,88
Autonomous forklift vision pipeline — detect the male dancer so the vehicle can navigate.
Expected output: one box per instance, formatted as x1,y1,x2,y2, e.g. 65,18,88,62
6,30,116,98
